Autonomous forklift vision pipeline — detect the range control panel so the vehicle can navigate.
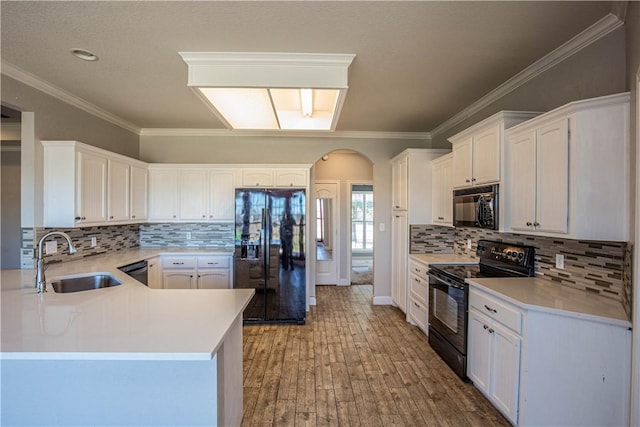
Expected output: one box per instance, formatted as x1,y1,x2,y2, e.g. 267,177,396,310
476,240,535,268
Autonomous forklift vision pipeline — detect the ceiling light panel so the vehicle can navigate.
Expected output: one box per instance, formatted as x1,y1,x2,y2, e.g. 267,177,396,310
199,88,279,130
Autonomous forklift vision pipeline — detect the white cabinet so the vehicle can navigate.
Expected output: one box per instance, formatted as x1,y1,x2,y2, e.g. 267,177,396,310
275,169,308,187
43,141,147,227
209,169,235,222
391,211,408,312
148,168,180,221
449,112,540,189
390,149,449,315
407,258,430,333
505,93,630,240
431,153,454,226
179,168,209,221
508,119,569,234
241,168,309,188
468,300,521,424
107,158,130,222
147,257,161,289
159,254,232,289
468,283,632,426
130,165,148,222
241,169,274,187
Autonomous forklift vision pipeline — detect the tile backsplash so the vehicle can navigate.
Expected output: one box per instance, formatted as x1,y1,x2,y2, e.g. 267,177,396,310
410,224,632,320
139,223,234,249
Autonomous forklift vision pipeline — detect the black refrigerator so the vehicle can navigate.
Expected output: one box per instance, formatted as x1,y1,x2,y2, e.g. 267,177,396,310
234,188,306,324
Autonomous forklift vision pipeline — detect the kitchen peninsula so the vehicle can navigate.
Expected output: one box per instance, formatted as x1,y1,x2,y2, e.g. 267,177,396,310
0,249,253,427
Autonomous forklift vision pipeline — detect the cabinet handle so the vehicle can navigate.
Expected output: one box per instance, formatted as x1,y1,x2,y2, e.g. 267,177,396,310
415,278,421,284
109,216,114,219
484,304,497,313
395,205,400,209
483,324,489,330
173,262,184,265
208,262,218,265
526,221,532,227
488,328,495,334
465,179,471,183
472,178,476,182
132,215,136,219
533,221,540,227
256,183,259,186
414,302,420,307
75,216,81,221
202,215,205,218
190,275,193,278
209,215,213,218
82,216,86,220
173,215,176,218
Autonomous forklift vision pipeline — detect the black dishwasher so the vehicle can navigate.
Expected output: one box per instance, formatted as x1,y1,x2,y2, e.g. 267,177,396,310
118,260,148,285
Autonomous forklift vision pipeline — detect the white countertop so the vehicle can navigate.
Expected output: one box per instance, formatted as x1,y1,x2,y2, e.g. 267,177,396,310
467,277,630,328
408,253,476,265
1,248,253,361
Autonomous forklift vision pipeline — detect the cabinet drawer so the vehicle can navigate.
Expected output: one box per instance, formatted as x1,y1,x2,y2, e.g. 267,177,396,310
409,298,428,333
162,256,196,269
197,256,230,269
408,259,429,280
470,288,522,334
409,273,428,303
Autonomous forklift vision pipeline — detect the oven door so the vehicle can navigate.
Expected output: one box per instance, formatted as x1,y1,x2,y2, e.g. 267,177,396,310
428,273,468,354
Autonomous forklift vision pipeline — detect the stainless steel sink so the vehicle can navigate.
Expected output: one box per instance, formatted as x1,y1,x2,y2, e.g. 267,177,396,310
50,274,122,293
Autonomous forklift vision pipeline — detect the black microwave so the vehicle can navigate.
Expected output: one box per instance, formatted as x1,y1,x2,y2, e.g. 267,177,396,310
453,185,498,229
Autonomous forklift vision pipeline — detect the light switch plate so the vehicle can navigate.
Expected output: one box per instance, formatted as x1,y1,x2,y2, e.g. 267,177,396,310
45,241,57,254
186,231,192,240
555,254,565,269
91,236,97,247
379,223,385,232
467,239,472,249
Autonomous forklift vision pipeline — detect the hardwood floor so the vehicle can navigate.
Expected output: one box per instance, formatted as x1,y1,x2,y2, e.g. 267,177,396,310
242,284,509,427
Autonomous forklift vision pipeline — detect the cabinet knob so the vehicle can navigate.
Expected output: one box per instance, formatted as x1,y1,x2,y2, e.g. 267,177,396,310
488,328,495,334
132,215,136,219
173,215,176,218
109,216,114,219
209,215,213,218
75,216,81,221
533,222,540,227
465,179,471,183
82,216,86,220
526,221,532,227
202,215,205,218
483,324,489,330
472,178,476,182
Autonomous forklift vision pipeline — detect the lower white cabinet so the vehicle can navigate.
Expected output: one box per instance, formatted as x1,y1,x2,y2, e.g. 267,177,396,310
160,254,232,289
467,284,632,426
407,258,430,333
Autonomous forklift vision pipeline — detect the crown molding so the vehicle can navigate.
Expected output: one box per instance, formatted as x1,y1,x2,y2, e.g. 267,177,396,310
139,128,432,141
430,13,624,138
1,62,141,135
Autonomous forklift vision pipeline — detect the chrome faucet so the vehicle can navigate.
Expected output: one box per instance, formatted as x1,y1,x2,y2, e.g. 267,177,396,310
35,231,76,293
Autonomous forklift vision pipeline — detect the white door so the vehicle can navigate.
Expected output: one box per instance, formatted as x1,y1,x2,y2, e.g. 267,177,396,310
197,270,230,289
315,181,339,285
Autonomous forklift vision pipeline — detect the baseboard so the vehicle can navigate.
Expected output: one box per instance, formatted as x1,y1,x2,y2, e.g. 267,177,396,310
373,296,394,305
338,279,350,286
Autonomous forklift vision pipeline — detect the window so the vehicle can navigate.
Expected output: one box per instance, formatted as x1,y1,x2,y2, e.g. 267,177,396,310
351,187,373,251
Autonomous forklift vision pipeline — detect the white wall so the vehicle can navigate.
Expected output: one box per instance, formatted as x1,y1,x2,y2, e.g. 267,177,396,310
140,134,431,300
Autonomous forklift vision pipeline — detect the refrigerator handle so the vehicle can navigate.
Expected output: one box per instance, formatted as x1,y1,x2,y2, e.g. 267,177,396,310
263,207,270,276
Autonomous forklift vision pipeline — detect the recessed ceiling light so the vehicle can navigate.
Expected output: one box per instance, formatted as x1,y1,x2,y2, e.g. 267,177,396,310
70,48,98,61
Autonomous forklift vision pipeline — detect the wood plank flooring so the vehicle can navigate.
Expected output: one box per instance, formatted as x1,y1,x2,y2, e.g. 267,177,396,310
242,284,510,427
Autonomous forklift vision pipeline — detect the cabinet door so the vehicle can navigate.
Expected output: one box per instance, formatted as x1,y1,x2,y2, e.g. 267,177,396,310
163,271,195,289
197,270,230,289
472,124,500,185
107,159,130,222
490,322,521,425
391,211,408,312
452,138,473,188
77,151,107,224
148,169,179,220
431,161,443,222
147,257,161,289
467,309,492,393
391,155,408,210
276,169,308,187
180,169,209,221
441,158,454,224
209,170,235,221
508,131,536,232
535,119,569,234
242,169,274,187
130,165,148,221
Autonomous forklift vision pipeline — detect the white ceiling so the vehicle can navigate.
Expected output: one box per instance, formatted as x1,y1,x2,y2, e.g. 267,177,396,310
0,1,614,135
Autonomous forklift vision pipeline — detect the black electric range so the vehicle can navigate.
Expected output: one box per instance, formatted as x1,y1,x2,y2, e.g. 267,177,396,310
427,240,535,380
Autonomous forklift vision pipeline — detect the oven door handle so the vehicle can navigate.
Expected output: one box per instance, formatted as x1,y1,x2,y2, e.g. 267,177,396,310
428,272,466,290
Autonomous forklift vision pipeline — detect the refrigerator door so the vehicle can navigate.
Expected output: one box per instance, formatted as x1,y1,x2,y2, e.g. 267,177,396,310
234,188,306,324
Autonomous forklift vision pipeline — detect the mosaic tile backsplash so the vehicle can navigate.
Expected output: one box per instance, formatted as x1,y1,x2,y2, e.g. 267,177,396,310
139,223,234,249
24,225,140,265
409,225,632,320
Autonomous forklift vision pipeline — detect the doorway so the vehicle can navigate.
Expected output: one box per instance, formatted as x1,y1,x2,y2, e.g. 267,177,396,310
350,183,373,285
315,180,339,285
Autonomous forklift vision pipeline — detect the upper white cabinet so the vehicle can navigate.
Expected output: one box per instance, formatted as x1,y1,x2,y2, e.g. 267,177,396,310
505,93,630,241
391,154,408,210
240,168,309,188
179,168,209,221
431,153,454,226
148,168,180,221
449,112,540,189
241,169,274,187
275,169,308,187
209,169,236,222
43,141,148,227
130,165,148,222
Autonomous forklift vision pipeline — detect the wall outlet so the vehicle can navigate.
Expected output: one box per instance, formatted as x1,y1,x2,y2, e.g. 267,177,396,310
379,223,385,232
186,231,192,240
467,239,472,249
555,254,565,269
91,236,97,248
45,240,57,254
